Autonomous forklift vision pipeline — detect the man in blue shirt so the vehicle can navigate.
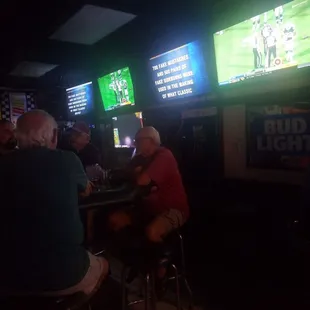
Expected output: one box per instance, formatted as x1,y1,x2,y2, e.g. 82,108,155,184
0,110,108,295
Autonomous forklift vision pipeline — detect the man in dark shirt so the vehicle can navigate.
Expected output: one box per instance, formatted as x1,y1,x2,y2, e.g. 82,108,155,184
59,122,101,168
0,119,16,156
0,110,108,295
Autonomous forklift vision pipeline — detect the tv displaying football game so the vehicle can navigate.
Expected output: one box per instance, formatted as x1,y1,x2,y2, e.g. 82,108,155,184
98,67,135,111
150,41,210,101
112,112,143,148
66,82,93,117
214,0,310,85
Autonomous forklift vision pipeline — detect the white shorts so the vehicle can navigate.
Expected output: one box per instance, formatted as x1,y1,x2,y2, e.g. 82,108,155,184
43,252,109,297
284,41,294,52
2,252,109,297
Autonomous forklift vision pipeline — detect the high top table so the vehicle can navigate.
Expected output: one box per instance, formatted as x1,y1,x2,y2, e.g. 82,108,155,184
79,185,136,244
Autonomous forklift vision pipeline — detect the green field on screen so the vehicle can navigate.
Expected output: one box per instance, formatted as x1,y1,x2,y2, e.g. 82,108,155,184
98,67,135,111
214,0,310,84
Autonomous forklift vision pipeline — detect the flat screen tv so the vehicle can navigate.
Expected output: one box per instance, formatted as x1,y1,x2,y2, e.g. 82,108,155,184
149,41,210,101
214,0,310,86
112,112,143,148
98,67,135,112
66,82,93,117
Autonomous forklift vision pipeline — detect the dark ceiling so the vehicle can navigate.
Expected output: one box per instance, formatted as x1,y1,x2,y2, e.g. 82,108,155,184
0,0,284,92
0,0,215,89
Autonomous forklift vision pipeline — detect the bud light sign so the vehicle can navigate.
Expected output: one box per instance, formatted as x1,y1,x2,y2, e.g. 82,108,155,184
250,114,310,155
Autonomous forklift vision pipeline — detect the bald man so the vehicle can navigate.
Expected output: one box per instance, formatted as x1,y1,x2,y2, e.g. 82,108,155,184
0,119,16,156
0,110,108,296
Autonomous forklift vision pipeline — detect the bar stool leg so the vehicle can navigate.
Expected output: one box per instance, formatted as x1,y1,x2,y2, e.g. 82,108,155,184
122,267,128,310
179,233,194,309
184,277,193,309
171,264,181,310
145,273,150,310
150,272,157,310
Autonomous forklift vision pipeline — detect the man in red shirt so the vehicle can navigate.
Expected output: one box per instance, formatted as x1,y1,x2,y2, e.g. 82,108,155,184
109,127,189,243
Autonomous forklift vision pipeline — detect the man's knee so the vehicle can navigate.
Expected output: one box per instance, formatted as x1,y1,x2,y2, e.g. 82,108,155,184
146,209,185,243
146,216,170,243
146,223,163,243
100,257,110,278
108,211,131,231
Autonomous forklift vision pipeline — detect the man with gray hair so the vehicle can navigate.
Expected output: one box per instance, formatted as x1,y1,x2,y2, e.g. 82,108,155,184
15,109,58,149
108,126,189,290
0,110,108,296
109,126,189,242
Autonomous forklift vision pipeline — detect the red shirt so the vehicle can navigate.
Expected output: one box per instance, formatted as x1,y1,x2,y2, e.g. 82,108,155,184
143,147,189,219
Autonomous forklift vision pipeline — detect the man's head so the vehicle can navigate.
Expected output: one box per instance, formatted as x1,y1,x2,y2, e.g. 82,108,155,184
16,110,58,150
0,120,16,152
69,122,90,152
135,126,161,157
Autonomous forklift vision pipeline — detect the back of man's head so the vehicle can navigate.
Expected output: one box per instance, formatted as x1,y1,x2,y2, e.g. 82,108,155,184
16,110,58,150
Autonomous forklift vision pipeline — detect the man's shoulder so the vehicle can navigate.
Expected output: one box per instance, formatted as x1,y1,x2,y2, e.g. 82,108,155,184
0,149,78,175
151,147,177,168
13,148,79,162
156,147,175,160
53,149,82,166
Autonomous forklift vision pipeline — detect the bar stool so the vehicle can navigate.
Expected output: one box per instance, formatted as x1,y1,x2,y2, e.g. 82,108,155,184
120,232,193,310
0,250,107,310
0,292,92,310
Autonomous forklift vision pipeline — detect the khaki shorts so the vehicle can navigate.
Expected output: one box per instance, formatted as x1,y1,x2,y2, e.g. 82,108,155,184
109,208,186,239
157,208,186,231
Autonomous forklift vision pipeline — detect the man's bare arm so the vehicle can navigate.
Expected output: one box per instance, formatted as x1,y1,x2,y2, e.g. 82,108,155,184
80,181,93,198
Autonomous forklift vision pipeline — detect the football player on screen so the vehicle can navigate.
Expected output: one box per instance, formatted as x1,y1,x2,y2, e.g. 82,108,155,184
265,29,277,68
122,80,130,102
261,23,273,65
274,6,284,25
283,23,296,63
109,73,120,104
251,15,261,31
252,32,262,69
115,71,124,105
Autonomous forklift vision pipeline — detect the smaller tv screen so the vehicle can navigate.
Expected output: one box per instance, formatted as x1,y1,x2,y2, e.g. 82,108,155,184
112,112,143,148
150,41,210,101
98,67,135,112
66,82,93,117
214,0,310,86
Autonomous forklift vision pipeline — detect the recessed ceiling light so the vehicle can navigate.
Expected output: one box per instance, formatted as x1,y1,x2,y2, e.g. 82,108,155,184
49,5,136,45
10,61,58,78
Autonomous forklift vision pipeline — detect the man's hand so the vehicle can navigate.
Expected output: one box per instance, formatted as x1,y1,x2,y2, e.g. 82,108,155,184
80,181,94,198
134,166,142,175
137,172,151,186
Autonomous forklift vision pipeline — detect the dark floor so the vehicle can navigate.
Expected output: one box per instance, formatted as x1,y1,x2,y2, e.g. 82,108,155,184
90,179,310,310
184,180,308,310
